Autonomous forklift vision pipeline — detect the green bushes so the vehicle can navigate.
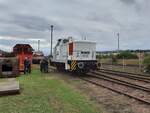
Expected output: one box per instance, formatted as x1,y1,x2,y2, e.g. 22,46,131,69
97,51,138,60
143,56,150,73
117,51,138,59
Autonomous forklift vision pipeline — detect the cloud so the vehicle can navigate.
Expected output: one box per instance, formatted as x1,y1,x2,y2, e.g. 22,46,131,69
0,0,149,54
120,0,136,5
11,14,62,32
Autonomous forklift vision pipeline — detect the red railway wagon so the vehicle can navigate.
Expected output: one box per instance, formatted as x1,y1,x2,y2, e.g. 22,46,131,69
13,44,33,72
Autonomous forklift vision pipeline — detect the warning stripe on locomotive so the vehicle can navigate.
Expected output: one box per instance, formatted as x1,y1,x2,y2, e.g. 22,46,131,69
71,60,77,71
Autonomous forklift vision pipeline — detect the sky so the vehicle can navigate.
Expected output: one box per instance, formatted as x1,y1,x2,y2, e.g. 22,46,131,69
0,0,150,55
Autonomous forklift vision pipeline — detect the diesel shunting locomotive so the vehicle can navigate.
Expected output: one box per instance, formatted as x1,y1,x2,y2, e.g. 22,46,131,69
50,37,97,73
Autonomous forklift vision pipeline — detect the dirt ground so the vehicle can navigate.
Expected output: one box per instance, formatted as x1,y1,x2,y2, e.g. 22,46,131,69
50,70,150,113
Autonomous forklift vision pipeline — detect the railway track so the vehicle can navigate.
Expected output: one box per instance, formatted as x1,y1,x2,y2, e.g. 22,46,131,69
49,66,150,104
100,68,150,77
80,72,150,105
88,71,150,92
80,76,150,105
98,69,150,83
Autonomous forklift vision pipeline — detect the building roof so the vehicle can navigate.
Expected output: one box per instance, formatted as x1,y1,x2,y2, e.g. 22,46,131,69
13,44,33,49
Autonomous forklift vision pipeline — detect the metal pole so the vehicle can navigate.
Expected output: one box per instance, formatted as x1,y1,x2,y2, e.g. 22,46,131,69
139,50,141,71
100,52,103,68
99,52,101,69
117,33,120,54
123,56,125,71
38,40,40,51
50,25,54,56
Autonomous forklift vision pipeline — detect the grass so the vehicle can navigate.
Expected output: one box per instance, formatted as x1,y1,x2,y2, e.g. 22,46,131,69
0,69,103,113
100,58,140,65
117,59,139,65
0,79,7,82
